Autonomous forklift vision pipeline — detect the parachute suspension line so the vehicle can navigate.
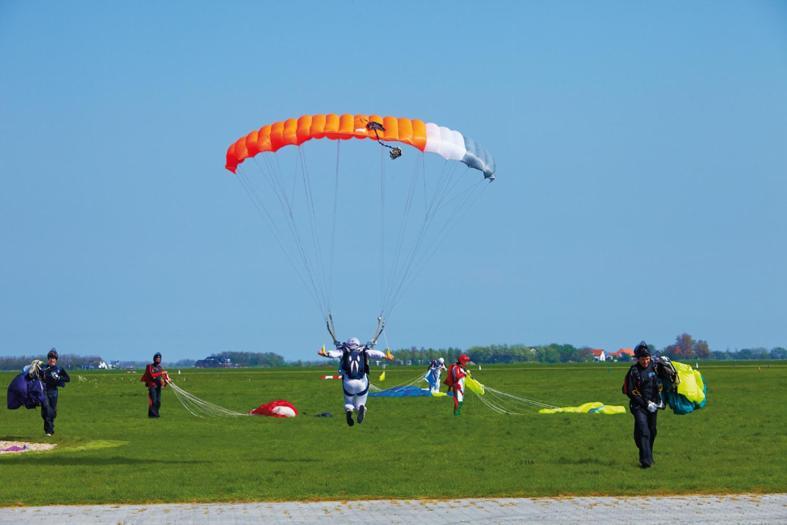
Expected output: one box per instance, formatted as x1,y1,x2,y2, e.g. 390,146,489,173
381,153,422,316
389,177,488,313
297,148,331,314
484,386,558,409
327,141,341,315
383,161,462,315
380,155,429,315
378,145,389,317
250,157,329,316
235,171,324,315
169,382,248,418
263,154,328,315
271,152,329,314
388,167,487,314
467,384,558,415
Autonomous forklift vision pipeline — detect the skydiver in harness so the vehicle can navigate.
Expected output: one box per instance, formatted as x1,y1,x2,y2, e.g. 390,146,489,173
445,354,472,416
425,357,446,394
319,315,393,426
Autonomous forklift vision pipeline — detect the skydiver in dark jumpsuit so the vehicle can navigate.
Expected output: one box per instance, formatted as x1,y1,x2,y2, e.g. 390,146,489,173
623,342,663,468
39,348,70,436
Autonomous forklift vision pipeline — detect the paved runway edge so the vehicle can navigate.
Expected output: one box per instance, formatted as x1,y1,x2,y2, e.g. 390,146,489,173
1,494,786,524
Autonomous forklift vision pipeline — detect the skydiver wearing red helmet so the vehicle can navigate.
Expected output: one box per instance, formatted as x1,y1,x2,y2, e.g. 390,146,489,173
444,354,472,416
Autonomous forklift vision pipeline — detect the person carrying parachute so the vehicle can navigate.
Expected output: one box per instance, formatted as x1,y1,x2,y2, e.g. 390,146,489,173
140,352,170,418
319,333,393,427
424,357,446,394
444,354,472,416
622,342,663,468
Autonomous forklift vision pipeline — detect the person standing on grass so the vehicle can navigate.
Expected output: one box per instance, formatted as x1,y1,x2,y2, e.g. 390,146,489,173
39,348,70,436
623,341,663,468
444,354,472,416
425,357,446,393
141,352,170,418
319,337,393,427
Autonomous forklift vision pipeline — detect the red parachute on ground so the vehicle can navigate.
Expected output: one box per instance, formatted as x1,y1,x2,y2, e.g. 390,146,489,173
249,400,298,418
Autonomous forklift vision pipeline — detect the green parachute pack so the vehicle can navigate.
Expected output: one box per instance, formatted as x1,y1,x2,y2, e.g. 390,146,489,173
663,360,707,414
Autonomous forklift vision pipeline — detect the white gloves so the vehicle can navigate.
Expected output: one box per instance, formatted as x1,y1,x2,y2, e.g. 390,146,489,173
647,401,658,413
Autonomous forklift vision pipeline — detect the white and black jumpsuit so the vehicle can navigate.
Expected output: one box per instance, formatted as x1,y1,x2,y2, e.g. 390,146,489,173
324,345,388,413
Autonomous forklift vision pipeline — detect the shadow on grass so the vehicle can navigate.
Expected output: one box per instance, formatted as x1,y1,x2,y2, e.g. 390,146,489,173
262,457,320,463
556,456,619,467
0,456,211,466
0,435,34,441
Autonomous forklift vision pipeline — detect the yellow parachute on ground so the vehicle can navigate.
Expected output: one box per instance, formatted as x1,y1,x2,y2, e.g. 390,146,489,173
538,402,626,415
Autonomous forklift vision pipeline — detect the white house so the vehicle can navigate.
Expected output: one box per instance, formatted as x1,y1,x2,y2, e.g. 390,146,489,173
590,349,606,362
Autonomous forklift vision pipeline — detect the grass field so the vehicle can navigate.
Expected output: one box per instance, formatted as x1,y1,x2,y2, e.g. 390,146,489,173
1,362,785,506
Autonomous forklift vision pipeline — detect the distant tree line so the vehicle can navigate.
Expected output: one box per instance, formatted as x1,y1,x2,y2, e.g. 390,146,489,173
388,344,596,365
387,334,787,365
1,334,784,370
659,333,786,361
0,353,104,371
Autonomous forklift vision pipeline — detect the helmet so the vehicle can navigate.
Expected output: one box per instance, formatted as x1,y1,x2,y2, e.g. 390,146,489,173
47,348,58,360
438,357,445,364
458,354,471,364
345,337,361,349
634,342,651,358
153,352,162,360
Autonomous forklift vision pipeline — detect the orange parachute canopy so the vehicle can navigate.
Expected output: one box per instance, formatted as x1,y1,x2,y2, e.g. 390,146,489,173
225,113,495,179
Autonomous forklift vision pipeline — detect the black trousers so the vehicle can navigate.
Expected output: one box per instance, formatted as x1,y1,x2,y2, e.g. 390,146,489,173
41,389,58,434
631,404,657,466
148,385,161,417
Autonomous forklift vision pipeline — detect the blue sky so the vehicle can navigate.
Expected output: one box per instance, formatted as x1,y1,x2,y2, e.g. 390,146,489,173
1,1,785,362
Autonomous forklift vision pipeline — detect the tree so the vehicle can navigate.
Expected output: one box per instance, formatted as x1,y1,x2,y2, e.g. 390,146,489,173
693,339,711,358
770,347,787,360
664,333,695,359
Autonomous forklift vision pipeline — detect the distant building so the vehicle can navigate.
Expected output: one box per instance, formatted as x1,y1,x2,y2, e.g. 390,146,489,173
195,357,223,368
610,348,635,361
589,349,606,362
195,356,235,368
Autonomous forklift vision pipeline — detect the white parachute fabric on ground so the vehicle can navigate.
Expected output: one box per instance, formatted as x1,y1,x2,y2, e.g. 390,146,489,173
169,382,247,418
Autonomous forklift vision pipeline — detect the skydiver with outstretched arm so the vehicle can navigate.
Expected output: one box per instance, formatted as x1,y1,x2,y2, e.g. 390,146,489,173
319,335,393,427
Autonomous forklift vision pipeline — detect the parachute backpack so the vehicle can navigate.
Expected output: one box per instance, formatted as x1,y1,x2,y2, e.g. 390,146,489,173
661,361,707,415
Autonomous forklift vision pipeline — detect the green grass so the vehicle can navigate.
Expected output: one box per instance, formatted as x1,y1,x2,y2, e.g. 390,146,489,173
1,362,785,505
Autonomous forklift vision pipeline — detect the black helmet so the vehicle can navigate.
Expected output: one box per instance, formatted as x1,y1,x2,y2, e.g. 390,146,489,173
153,352,162,360
634,341,651,358
47,348,59,360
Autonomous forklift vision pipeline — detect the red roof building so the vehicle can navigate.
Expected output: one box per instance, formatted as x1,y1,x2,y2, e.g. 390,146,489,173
589,348,606,362
610,348,635,360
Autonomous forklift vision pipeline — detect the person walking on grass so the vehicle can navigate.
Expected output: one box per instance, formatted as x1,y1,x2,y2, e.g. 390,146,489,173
623,341,663,468
141,352,170,418
39,348,70,436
